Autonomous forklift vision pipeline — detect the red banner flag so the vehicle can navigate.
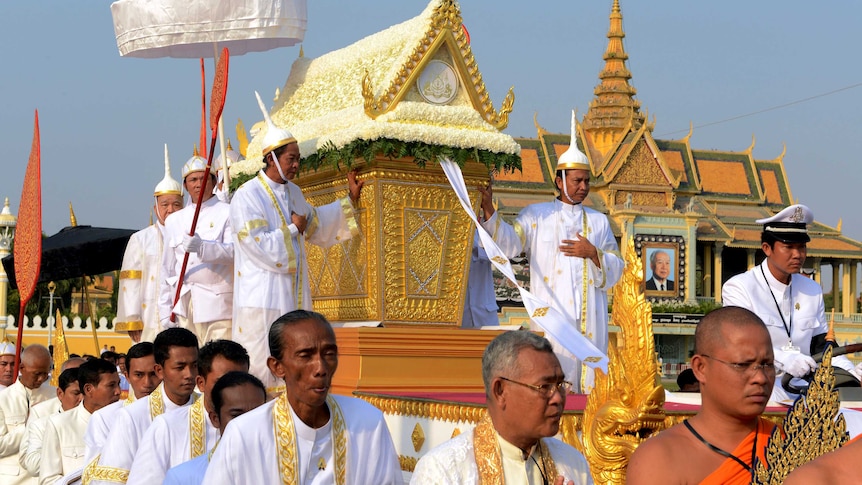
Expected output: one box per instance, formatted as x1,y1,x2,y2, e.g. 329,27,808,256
13,110,42,377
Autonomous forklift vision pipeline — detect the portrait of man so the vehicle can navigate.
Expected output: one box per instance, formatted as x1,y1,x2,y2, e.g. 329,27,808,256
645,248,676,292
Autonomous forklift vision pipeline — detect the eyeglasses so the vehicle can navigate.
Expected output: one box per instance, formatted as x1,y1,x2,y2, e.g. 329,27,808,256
499,377,573,398
700,354,776,375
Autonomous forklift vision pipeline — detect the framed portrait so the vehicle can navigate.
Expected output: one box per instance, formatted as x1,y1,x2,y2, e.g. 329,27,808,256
635,235,686,300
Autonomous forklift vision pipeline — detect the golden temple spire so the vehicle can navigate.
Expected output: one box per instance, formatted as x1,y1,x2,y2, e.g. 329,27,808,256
583,0,644,132
69,202,77,227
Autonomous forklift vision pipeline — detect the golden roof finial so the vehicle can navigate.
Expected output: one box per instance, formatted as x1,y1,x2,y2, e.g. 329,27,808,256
69,202,77,227
745,134,756,155
837,218,843,233
583,0,643,132
681,121,694,143
299,44,304,58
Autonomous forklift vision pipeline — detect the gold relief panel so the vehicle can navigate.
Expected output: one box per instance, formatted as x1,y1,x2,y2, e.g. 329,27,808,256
632,192,666,207
613,141,667,186
382,181,474,324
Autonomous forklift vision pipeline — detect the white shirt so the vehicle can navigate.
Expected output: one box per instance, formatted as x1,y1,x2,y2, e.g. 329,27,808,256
116,223,167,341
0,380,56,485
411,428,593,484
126,397,217,485
203,394,402,485
84,398,132,465
19,398,62,476
160,196,234,326
39,403,91,485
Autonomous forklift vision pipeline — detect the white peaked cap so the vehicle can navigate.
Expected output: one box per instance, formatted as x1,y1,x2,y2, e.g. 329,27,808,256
182,146,217,180
215,141,244,172
756,204,813,243
255,91,296,155
154,144,183,196
0,340,14,356
556,110,590,171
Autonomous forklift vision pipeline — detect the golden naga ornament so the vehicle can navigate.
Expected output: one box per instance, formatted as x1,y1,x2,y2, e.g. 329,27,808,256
580,237,666,484
753,346,848,484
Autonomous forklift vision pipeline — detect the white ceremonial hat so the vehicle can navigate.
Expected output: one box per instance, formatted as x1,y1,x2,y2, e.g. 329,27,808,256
181,146,218,180
154,144,183,197
556,110,590,172
214,141,244,173
255,91,296,156
0,340,14,356
756,204,813,243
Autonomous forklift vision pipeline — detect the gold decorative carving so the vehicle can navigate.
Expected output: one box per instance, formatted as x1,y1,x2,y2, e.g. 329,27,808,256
361,0,514,129
357,394,487,424
399,455,418,472
753,347,848,484
411,423,426,452
612,141,667,186
581,237,666,484
451,428,461,438
531,307,549,318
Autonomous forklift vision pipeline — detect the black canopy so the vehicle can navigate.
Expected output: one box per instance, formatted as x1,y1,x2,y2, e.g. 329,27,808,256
2,225,136,289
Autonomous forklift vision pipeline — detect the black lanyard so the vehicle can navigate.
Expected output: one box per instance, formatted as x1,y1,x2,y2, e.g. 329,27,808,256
684,419,758,476
760,264,792,338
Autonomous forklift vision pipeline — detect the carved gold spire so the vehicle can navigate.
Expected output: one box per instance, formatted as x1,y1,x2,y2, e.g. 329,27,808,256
69,202,77,227
582,0,644,132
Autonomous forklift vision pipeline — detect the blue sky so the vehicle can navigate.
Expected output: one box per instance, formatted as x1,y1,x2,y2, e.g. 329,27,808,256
2,1,861,285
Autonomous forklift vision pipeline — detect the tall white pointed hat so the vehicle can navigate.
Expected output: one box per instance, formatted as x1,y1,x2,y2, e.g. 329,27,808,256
255,91,296,155
0,340,14,356
556,110,590,172
153,144,183,196
215,140,244,174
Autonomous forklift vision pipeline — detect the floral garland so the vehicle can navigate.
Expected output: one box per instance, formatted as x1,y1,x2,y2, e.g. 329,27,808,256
229,137,522,192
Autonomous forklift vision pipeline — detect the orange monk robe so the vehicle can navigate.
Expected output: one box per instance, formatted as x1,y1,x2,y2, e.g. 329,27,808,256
700,417,776,485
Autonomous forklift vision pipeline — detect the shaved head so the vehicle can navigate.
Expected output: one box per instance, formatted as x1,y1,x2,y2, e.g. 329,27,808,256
21,344,50,366
695,306,767,356
20,344,51,389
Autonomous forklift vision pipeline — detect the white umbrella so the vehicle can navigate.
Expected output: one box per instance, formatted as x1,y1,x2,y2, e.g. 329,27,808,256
110,0,307,192
111,0,307,58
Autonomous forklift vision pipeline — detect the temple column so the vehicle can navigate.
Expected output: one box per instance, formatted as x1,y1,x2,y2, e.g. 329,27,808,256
714,242,725,303
842,260,852,316
832,262,840,312
851,262,858,314
703,244,713,298
746,249,756,270
813,257,822,285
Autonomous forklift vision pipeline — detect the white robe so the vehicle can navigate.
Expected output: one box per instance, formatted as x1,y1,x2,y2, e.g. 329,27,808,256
87,384,196,485
482,200,623,389
163,454,208,485
462,234,499,328
0,380,56,485
126,397,217,485
19,398,62,477
116,223,167,342
410,429,593,485
203,394,401,485
723,261,856,402
159,196,234,335
230,172,358,389
83,398,132,465
38,403,90,485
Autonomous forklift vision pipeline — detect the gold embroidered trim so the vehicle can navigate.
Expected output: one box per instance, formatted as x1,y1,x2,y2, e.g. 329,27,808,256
340,197,361,238
119,270,142,280
274,393,346,484
472,413,558,484
257,173,297,275
149,385,165,419
236,219,268,241
82,460,129,484
189,396,206,458
81,455,99,485
473,414,502,485
114,320,144,332
305,206,320,239
513,220,525,248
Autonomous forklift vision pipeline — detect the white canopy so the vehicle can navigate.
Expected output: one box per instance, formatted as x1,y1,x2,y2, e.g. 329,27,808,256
110,0,307,58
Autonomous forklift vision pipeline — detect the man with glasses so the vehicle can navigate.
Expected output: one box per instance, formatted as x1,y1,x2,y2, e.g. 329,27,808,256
411,331,592,484
627,307,776,485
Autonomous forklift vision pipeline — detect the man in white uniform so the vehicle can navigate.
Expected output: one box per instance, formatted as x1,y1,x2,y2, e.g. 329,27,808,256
462,233,499,328
40,359,120,485
203,310,402,484
0,344,54,485
163,371,267,485
126,340,249,484
230,93,362,390
722,204,858,403
84,342,160,465
478,114,623,391
411,331,593,484
160,150,233,346
85,328,199,485
20,360,84,477
0,341,15,390
116,145,184,343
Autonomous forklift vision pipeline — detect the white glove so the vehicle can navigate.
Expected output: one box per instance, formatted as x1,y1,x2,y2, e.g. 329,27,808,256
161,316,179,329
780,353,817,378
182,233,203,253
